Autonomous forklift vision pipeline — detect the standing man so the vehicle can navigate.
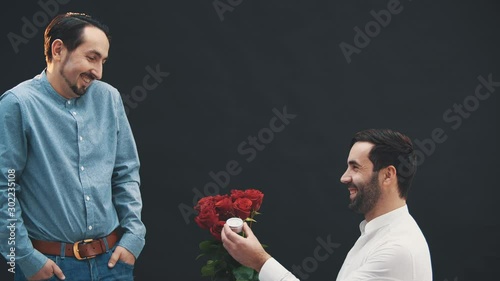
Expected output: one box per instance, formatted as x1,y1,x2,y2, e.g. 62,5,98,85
221,128,432,280
0,12,146,281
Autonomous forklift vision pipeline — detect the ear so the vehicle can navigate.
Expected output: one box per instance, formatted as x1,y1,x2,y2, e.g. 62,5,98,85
381,165,397,186
51,39,65,61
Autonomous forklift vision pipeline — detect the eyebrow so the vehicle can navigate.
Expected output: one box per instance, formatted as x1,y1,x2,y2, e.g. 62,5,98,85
86,50,107,60
348,160,361,167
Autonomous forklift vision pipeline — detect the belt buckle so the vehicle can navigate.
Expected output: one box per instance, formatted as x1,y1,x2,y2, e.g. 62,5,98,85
73,239,96,260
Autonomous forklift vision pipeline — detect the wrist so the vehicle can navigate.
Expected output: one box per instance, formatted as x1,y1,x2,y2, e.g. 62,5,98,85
255,253,272,272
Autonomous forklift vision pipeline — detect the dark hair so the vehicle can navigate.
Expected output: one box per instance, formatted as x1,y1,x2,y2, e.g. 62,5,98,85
44,12,111,62
351,128,417,199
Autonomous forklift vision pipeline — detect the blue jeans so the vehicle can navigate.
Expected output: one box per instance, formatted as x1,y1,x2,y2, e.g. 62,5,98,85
15,246,134,281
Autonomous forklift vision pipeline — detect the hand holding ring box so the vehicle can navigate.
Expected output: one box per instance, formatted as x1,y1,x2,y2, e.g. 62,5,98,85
226,217,243,233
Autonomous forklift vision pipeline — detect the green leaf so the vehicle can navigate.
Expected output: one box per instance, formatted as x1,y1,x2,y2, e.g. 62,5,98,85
197,239,261,280
244,218,257,223
201,261,216,277
199,240,221,251
232,265,257,281
199,240,224,258
201,259,229,278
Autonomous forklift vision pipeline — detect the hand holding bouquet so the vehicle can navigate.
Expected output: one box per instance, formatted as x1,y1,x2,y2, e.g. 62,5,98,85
194,188,265,281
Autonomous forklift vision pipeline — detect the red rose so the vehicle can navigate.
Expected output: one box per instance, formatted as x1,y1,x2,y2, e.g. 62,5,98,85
215,196,234,221
194,195,219,229
195,209,218,229
194,196,215,212
233,198,253,219
244,189,264,212
213,194,227,202
209,221,225,241
230,189,245,200
195,189,266,280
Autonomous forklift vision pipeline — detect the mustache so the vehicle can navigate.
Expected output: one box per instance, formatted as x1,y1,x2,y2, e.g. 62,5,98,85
82,72,97,80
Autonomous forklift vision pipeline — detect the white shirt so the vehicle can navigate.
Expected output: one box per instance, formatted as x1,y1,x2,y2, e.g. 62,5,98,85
259,205,432,281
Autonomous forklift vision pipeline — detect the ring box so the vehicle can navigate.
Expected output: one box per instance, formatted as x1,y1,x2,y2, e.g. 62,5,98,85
226,217,243,233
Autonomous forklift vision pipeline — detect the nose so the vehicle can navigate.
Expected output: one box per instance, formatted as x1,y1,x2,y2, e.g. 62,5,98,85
91,64,103,80
340,170,351,184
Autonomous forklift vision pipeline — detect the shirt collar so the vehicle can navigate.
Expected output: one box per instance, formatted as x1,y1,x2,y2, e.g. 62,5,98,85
359,205,409,235
38,68,72,104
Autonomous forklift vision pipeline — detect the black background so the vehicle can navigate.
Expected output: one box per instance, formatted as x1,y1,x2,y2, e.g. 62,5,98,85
1,0,499,280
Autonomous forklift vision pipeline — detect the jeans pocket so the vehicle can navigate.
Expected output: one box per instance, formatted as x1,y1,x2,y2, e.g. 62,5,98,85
116,259,135,269
105,259,134,281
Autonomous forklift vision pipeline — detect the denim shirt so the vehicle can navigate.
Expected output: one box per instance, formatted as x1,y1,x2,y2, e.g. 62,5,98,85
0,70,146,277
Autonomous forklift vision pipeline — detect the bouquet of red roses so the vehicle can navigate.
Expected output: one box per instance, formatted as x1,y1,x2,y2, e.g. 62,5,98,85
194,188,265,281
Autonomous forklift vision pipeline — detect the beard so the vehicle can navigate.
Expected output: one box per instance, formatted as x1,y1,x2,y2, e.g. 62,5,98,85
348,172,381,214
60,58,89,97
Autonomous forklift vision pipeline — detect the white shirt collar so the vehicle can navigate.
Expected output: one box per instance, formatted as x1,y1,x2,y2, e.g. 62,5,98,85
359,205,409,235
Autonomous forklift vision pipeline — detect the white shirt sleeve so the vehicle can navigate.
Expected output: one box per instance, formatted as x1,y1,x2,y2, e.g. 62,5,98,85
259,258,301,281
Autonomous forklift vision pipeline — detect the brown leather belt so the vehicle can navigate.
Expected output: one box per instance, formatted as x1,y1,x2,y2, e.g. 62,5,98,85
31,229,120,260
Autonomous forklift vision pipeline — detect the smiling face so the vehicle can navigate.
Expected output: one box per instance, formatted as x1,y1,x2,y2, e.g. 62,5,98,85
340,141,382,215
51,26,109,98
